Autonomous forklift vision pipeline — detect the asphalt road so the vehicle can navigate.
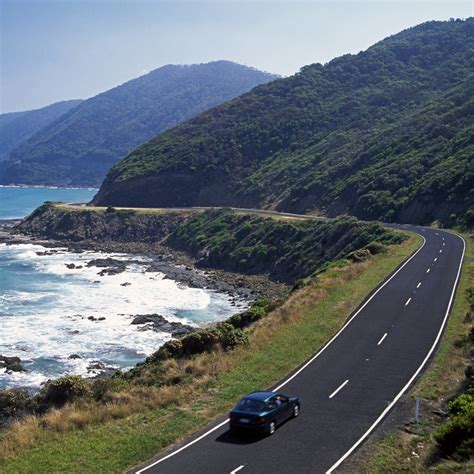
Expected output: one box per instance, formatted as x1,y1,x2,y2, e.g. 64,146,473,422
129,221,464,474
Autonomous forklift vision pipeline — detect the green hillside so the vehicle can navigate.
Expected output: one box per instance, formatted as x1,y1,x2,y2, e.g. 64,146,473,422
1,61,277,187
0,100,81,162
94,19,474,228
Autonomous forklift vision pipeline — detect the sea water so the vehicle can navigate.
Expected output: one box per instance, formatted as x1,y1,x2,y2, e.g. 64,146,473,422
0,185,97,220
0,187,244,390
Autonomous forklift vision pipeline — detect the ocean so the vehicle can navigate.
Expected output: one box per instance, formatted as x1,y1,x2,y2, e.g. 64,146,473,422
0,185,97,220
0,187,243,390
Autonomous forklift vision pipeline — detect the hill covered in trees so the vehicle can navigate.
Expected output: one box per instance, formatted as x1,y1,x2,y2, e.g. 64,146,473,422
1,61,277,187
94,19,474,228
0,100,81,162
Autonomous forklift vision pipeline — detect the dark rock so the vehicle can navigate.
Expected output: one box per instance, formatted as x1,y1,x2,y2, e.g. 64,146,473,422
87,258,127,276
87,258,122,268
131,314,195,337
65,263,76,269
87,361,106,371
98,317,106,321
86,361,118,379
98,267,123,276
0,355,26,372
120,282,131,287
68,354,82,360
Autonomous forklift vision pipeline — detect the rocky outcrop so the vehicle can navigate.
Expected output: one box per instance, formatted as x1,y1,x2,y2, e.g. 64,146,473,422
131,314,195,337
16,204,188,243
0,355,26,373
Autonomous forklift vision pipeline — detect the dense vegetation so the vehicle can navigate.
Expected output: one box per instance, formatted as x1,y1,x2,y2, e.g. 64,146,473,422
0,100,81,162
18,205,404,284
432,287,474,462
434,365,474,460
1,61,277,186
166,209,404,283
95,19,474,228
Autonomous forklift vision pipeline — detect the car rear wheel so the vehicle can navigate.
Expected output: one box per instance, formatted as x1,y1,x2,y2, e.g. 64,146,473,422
268,421,276,435
293,405,299,417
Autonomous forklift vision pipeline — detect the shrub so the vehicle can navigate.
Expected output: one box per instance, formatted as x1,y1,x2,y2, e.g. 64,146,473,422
90,378,129,401
448,394,474,416
227,299,272,329
434,393,474,459
216,322,249,350
38,375,90,408
365,241,386,255
347,248,371,262
149,322,249,363
0,389,34,418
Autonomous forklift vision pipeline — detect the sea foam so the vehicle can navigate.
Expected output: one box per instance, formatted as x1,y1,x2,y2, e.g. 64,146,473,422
0,243,246,390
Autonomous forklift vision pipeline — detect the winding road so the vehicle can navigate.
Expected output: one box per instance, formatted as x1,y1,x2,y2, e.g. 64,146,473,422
74,205,465,473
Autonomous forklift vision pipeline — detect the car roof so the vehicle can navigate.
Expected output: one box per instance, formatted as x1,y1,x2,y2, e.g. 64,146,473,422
243,391,276,402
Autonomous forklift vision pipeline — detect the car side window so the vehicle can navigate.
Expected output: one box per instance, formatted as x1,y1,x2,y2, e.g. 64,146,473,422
267,399,277,410
279,395,288,403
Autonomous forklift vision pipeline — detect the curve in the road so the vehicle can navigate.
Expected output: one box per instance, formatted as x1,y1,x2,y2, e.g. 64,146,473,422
130,224,465,474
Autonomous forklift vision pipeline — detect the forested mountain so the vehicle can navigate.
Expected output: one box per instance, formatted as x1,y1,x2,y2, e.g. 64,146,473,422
1,61,277,187
94,19,474,228
0,100,81,162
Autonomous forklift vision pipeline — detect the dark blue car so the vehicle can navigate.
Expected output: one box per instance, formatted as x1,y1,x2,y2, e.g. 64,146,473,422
229,391,300,435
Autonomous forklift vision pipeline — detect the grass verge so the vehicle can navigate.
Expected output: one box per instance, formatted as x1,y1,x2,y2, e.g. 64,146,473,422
0,234,420,473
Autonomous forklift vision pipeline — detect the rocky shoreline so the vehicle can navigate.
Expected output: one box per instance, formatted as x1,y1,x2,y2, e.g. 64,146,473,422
0,220,289,302
0,218,288,396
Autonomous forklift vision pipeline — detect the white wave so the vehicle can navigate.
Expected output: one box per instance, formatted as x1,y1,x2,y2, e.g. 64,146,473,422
0,242,248,390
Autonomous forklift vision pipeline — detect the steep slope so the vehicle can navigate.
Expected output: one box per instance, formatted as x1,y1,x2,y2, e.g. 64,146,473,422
0,100,82,162
2,61,277,187
94,19,474,228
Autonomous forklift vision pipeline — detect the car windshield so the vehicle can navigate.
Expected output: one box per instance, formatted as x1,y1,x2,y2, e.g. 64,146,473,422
236,398,266,412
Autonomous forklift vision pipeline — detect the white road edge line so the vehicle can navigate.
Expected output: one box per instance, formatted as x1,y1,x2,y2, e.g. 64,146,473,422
326,231,465,474
230,465,245,474
405,297,412,306
377,333,387,346
329,380,349,399
135,233,428,473
417,282,422,289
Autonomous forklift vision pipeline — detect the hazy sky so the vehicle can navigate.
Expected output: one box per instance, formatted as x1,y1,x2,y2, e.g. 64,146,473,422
1,0,472,113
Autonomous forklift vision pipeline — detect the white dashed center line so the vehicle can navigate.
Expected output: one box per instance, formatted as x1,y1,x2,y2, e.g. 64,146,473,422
329,380,349,399
230,465,245,474
443,242,446,246
405,297,412,306
434,257,437,262
426,268,431,273
377,333,388,346
417,282,422,289
440,249,443,253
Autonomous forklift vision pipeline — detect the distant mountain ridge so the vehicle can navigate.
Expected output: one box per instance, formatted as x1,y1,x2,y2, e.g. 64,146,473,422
0,100,82,162
94,19,474,228
1,61,278,187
